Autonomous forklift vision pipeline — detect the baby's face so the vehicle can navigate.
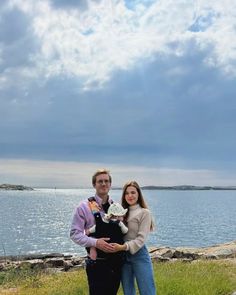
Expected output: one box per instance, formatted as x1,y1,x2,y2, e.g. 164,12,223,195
113,215,123,221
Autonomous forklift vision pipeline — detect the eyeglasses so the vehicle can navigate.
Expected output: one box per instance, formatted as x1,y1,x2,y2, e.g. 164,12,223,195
96,179,110,184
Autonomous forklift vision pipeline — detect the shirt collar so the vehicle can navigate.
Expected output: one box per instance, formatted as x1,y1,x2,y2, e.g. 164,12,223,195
94,194,112,206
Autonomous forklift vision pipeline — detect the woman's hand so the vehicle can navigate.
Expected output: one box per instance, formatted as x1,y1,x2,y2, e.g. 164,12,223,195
110,243,127,252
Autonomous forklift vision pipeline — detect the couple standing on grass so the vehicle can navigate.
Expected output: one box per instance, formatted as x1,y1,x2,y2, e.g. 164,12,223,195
70,169,156,295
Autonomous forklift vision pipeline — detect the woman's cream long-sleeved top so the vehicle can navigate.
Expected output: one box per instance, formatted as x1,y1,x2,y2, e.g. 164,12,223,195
124,204,152,254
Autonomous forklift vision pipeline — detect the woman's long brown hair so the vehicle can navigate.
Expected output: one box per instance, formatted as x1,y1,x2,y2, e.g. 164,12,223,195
121,181,154,231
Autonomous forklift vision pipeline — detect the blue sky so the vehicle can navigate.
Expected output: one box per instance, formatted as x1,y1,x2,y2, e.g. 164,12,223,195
0,0,236,187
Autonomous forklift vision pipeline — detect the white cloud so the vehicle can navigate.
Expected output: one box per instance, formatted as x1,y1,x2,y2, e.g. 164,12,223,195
6,0,236,90
192,1,236,76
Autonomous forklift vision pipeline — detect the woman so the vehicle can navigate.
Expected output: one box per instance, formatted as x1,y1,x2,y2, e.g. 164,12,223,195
112,181,156,295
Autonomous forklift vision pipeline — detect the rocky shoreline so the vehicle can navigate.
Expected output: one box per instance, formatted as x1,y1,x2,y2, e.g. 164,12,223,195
149,240,236,262
0,184,33,191
1,241,235,273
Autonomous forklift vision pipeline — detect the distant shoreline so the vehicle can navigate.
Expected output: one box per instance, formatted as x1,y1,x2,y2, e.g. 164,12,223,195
1,184,236,191
112,185,236,191
0,184,34,191
141,185,236,190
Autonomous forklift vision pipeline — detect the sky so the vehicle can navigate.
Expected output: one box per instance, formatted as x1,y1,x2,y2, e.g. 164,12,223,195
0,0,236,188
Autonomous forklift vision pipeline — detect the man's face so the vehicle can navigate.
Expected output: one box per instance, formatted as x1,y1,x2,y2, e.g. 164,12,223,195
94,173,111,197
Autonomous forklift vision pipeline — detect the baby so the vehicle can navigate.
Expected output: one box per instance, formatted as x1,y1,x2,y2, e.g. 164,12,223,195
86,203,128,260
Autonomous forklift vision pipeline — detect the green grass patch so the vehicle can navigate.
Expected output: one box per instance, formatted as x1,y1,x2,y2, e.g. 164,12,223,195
0,260,236,295
154,260,236,295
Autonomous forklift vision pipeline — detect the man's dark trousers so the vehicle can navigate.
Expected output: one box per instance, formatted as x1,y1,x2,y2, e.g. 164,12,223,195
86,258,122,295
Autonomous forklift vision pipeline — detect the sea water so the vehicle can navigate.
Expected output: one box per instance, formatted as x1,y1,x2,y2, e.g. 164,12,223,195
0,188,235,256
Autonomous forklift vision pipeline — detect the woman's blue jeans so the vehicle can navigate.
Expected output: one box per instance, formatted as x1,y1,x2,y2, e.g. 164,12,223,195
121,245,156,295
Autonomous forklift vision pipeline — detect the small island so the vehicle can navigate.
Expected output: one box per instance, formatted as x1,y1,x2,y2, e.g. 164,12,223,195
0,184,34,191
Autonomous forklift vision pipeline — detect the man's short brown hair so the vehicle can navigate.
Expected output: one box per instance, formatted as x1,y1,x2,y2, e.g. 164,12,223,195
92,169,112,186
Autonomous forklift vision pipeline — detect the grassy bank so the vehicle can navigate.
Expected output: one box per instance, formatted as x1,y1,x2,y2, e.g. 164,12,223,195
0,260,236,295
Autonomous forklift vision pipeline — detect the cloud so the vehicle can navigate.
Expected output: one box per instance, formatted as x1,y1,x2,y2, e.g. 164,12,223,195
2,0,235,90
0,47,236,172
0,7,30,45
0,0,8,9
1,0,236,186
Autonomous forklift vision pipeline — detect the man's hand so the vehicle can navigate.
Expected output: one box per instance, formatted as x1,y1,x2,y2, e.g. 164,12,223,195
96,238,116,253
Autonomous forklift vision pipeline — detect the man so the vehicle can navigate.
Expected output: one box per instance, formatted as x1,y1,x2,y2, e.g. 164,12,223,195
70,169,122,295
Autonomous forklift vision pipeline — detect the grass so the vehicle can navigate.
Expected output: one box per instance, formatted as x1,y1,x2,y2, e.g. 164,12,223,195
153,260,236,295
0,260,236,295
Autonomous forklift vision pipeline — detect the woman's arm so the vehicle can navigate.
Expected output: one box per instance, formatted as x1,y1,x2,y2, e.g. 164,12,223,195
125,209,152,254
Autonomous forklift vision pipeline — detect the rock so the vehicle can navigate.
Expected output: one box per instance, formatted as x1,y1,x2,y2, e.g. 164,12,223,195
20,259,45,269
210,249,236,258
0,254,82,272
151,255,170,262
44,258,65,268
0,253,66,261
71,257,85,266
162,249,175,258
63,260,74,271
174,250,201,260
0,184,33,190
0,261,14,271
152,248,175,258
148,240,236,263
202,254,218,260
0,263,6,271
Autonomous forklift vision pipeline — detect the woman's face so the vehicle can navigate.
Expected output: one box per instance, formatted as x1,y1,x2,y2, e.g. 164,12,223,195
124,185,139,206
